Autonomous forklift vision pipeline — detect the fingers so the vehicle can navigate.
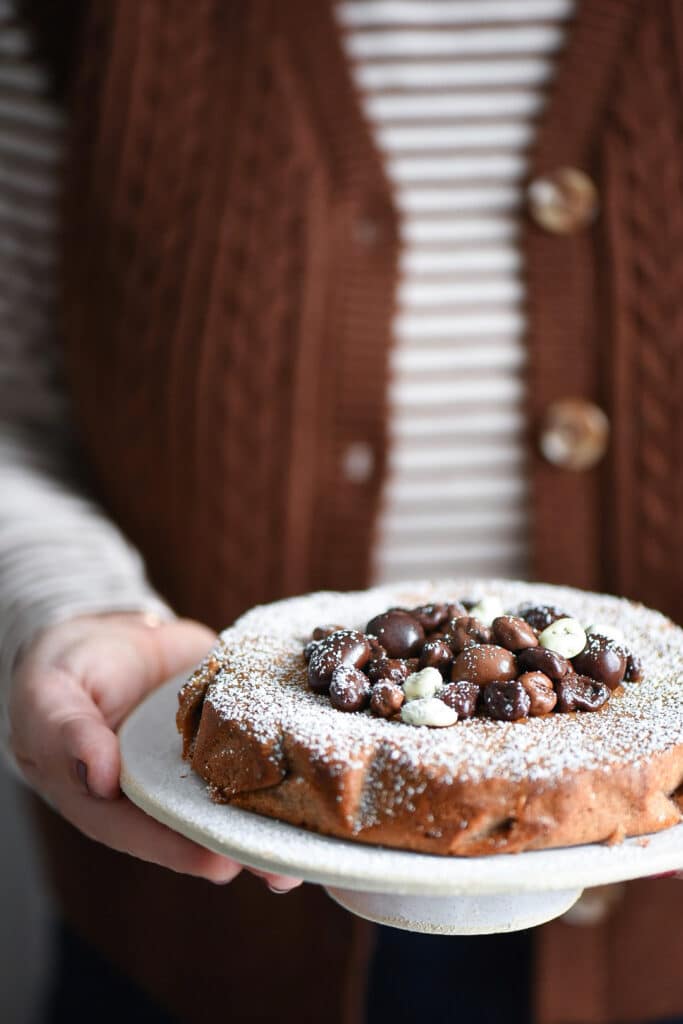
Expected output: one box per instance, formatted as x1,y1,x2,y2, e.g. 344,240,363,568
12,667,122,803
152,619,217,681
54,682,299,888
19,698,294,886
60,788,244,883
13,679,244,883
75,789,302,889
10,615,301,888
247,868,304,893
100,618,217,707
94,799,303,889
61,710,121,800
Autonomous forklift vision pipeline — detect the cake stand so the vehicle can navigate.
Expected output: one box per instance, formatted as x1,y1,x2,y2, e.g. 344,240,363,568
119,678,683,935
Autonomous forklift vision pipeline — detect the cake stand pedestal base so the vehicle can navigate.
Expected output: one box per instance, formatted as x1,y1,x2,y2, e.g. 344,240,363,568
325,886,583,935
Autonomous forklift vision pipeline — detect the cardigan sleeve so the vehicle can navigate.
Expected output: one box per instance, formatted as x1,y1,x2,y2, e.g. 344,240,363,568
0,404,173,768
0,10,173,767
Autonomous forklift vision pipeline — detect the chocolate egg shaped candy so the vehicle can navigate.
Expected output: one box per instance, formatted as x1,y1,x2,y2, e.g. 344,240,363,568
555,673,610,712
366,610,425,658
327,629,372,667
308,646,342,693
439,680,479,719
518,671,557,715
307,629,371,693
572,634,627,691
492,615,539,652
418,639,453,676
481,680,530,721
409,603,449,632
448,616,493,653
517,646,571,682
370,681,405,718
329,666,371,712
516,603,569,632
305,626,351,664
366,657,409,687
451,644,517,686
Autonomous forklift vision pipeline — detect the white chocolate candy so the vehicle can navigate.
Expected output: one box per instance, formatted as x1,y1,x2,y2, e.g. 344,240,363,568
539,617,587,659
468,596,505,626
403,667,442,702
400,697,458,728
585,622,626,646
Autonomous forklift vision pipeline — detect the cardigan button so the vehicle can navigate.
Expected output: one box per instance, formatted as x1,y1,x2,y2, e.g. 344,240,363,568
539,398,609,471
354,216,381,246
527,167,598,234
342,442,375,483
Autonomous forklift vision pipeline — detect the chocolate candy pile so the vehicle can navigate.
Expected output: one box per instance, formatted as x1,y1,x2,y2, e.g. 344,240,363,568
303,599,643,728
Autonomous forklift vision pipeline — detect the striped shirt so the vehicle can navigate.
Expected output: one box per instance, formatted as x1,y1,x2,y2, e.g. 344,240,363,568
336,0,573,583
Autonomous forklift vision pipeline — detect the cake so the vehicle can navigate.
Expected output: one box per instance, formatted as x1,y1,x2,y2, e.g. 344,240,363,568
176,580,683,855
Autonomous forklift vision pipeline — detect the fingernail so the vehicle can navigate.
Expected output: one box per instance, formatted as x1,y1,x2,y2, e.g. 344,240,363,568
76,759,108,799
76,759,89,793
267,884,292,895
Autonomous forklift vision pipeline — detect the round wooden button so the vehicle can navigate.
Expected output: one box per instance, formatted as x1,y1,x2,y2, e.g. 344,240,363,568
539,398,609,471
528,167,598,234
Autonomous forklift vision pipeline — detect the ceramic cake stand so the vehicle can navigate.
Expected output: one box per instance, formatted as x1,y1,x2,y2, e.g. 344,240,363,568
119,678,683,935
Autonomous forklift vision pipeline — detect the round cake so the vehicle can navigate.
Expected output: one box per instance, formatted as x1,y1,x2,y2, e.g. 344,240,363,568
176,580,683,856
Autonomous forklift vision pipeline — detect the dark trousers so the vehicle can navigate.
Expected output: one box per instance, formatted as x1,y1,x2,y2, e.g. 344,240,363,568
44,920,683,1024
367,926,532,1023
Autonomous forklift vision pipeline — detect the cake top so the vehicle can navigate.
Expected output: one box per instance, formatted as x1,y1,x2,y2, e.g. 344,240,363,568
206,580,683,797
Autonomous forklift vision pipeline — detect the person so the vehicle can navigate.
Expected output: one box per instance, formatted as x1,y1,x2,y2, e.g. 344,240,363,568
2,1,683,1022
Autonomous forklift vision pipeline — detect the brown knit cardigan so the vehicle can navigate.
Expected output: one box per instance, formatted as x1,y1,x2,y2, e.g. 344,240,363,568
32,1,683,1022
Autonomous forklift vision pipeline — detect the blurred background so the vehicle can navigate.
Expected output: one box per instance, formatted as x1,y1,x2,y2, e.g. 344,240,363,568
0,2,57,1019
0,771,52,1023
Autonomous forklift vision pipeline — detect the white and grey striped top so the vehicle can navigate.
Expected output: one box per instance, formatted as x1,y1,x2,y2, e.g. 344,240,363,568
337,0,573,583
0,2,572,752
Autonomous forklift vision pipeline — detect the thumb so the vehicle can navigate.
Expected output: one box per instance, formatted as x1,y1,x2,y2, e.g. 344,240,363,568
63,620,216,800
72,618,217,732
149,619,218,681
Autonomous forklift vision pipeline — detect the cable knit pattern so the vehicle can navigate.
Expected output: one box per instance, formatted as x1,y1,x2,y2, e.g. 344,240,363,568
198,55,312,612
602,1,683,625
64,0,399,629
524,0,639,599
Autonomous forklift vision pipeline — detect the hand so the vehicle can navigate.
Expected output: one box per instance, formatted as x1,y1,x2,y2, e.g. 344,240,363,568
9,613,301,892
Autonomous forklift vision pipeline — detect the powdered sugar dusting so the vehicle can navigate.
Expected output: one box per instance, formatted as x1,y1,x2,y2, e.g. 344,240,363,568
202,580,683,797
